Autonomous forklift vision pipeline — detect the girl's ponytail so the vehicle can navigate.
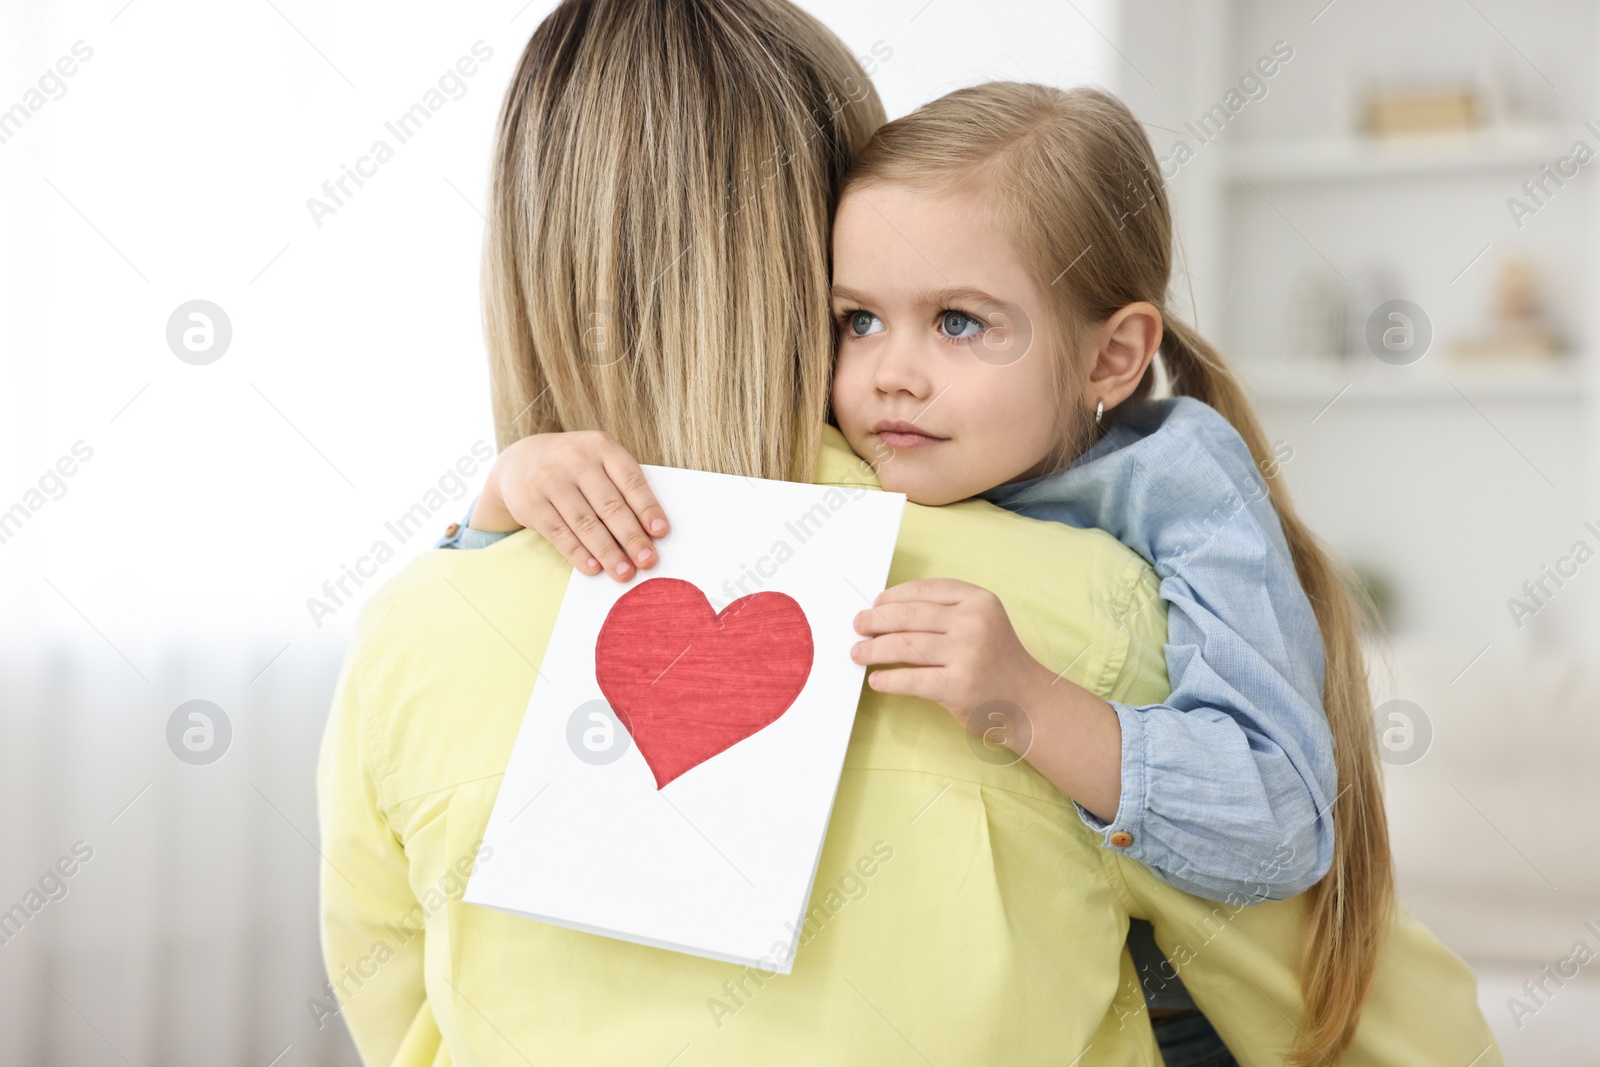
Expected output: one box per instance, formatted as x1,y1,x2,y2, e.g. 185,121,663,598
1162,316,1395,1064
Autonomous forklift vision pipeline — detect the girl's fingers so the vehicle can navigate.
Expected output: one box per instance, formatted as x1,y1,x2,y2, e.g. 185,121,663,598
604,453,669,539
864,666,948,703
874,578,972,607
527,500,602,576
550,486,634,580
852,600,951,637
577,470,657,570
850,631,944,668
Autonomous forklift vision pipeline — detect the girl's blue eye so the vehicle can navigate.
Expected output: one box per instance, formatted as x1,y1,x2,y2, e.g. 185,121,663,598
939,310,983,340
847,311,883,337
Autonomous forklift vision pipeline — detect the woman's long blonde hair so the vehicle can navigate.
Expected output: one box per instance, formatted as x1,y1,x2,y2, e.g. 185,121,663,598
850,83,1392,1063
482,0,884,481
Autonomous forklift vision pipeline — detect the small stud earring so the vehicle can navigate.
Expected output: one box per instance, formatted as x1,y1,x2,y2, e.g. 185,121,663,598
1094,398,1104,425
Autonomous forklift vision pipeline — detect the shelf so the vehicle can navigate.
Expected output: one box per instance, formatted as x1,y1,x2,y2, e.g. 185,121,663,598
1240,361,1590,404
1226,125,1577,184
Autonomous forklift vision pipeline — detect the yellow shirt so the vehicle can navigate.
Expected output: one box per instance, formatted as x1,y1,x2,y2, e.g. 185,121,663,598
319,427,1499,1066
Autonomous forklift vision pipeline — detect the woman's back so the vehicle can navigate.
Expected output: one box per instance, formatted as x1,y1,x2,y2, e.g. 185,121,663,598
320,428,1166,1064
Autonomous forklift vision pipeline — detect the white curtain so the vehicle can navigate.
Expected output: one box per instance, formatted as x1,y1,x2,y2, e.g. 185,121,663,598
0,629,359,1067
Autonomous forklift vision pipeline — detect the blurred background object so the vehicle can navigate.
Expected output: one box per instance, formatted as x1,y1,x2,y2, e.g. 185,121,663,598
1451,256,1566,363
2,0,1595,1063
1364,84,1479,136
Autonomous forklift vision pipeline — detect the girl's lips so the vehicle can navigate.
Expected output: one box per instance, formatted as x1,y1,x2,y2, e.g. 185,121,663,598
876,429,945,449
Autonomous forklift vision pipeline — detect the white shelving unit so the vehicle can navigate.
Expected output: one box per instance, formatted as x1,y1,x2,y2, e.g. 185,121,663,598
1226,124,1576,184
1243,360,1590,403
1121,0,1600,649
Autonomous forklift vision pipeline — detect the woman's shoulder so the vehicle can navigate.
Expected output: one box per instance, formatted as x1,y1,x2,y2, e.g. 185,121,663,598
357,529,566,640
344,531,571,809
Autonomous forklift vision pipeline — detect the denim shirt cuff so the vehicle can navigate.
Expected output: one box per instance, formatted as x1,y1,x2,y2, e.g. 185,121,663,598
440,525,515,550
435,496,516,551
1074,699,1151,858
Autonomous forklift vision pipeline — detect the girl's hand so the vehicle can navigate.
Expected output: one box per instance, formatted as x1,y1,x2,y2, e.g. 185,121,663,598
848,578,1051,725
469,431,669,582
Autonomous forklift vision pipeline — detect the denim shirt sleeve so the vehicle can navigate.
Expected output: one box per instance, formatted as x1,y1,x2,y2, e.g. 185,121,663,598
435,496,515,551
988,398,1336,903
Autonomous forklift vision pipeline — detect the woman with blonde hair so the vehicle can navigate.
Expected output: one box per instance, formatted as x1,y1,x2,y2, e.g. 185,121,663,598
319,1,1498,1063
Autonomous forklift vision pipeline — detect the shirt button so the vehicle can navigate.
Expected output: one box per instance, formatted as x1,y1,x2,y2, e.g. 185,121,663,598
445,523,460,537
1109,830,1134,848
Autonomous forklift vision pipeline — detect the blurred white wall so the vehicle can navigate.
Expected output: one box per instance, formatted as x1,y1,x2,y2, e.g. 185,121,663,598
0,0,1120,651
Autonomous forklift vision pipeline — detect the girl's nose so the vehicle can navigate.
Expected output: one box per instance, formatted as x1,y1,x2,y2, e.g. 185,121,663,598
871,335,932,399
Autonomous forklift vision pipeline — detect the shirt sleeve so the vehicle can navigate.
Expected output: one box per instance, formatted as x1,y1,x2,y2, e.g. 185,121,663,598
317,605,439,1064
436,496,514,551
1069,406,1337,903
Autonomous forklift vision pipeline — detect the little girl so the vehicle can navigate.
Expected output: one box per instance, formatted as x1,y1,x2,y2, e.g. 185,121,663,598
447,84,1389,1064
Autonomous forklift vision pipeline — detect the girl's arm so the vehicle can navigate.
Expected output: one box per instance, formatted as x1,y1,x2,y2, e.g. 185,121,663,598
1077,402,1337,904
850,579,1127,820
850,550,1331,906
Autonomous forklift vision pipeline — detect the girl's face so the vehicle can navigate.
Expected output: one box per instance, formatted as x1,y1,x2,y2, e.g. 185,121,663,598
830,181,1069,506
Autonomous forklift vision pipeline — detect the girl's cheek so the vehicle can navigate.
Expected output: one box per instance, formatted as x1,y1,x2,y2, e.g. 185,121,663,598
830,373,868,435
828,363,852,412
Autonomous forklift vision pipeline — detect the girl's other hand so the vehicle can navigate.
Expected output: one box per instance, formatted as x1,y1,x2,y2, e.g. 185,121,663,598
849,584,1125,823
847,578,1050,722
469,431,669,581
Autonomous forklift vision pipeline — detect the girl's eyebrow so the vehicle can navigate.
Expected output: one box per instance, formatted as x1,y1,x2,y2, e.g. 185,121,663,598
922,286,1009,313
830,284,1010,312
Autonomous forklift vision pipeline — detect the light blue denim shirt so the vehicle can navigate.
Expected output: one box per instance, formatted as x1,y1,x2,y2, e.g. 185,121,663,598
980,396,1336,904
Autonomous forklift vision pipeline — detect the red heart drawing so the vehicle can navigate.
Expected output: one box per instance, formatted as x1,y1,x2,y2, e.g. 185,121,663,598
594,577,813,789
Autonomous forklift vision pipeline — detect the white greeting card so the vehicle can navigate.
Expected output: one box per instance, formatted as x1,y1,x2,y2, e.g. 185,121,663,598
465,465,904,972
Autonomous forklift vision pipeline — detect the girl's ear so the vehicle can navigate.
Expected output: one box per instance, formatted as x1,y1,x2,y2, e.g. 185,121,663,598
1086,302,1162,410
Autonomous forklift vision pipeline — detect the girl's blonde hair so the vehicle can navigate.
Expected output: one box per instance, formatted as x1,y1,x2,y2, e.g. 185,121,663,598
484,0,885,479
849,82,1392,1063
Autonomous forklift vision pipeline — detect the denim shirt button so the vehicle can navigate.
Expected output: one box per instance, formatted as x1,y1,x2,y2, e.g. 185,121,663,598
1109,830,1134,848
444,523,460,538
